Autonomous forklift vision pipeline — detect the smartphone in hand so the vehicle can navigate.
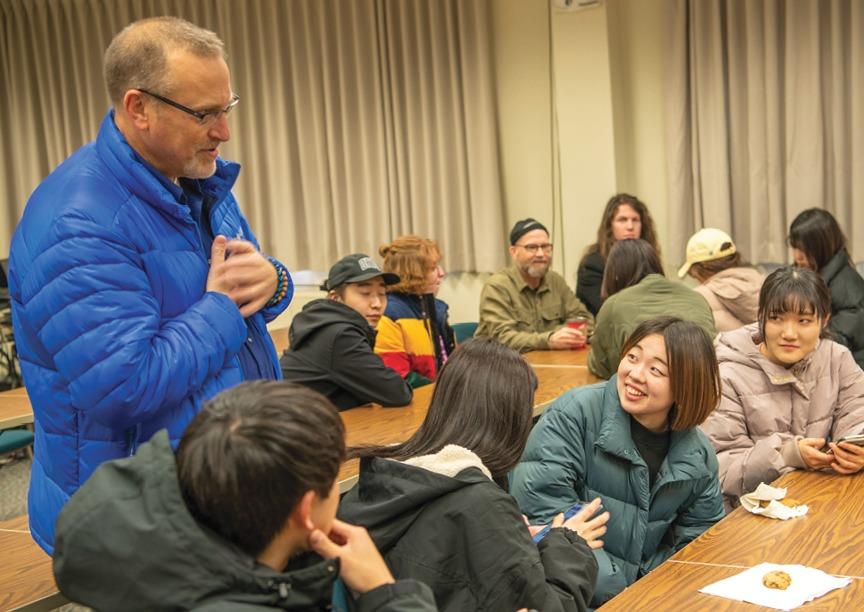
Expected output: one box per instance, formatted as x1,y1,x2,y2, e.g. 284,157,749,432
531,502,585,543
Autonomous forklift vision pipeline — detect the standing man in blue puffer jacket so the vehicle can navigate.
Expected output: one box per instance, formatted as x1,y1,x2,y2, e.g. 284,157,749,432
8,16,293,554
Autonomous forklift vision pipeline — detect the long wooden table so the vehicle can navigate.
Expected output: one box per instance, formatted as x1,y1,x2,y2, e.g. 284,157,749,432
523,347,590,367
600,469,864,609
0,387,31,429
0,516,63,612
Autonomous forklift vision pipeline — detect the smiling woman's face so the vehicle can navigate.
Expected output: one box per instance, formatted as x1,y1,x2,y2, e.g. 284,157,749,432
760,309,822,367
616,333,674,432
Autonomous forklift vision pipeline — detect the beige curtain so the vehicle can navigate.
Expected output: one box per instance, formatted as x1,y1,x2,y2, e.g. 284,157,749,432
665,0,864,265
0,0,506,272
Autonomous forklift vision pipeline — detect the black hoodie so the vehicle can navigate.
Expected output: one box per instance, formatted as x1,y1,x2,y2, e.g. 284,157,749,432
280,299,412,410
338,453,598,612
53,431,436,611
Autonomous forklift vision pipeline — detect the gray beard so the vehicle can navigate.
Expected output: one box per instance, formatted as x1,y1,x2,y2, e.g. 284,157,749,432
526,264,548,279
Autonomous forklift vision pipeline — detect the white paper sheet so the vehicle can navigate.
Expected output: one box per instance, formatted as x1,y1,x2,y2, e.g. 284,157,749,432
699,562,851,610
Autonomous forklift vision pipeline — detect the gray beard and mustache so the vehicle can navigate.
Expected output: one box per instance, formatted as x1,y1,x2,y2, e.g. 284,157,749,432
521,261,549,279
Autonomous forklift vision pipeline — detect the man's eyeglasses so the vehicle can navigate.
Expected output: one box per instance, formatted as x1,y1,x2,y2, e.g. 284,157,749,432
516,243,553,254
138,89,240,126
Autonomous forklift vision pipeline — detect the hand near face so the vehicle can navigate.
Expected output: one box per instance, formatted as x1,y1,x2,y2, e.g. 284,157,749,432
308,518,395,594
206,236,279,317
549,327,586,350
797,438,834,470
828,441,864,475
559,497,609,550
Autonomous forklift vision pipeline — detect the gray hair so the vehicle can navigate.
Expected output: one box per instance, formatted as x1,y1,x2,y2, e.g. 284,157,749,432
103,16,226,106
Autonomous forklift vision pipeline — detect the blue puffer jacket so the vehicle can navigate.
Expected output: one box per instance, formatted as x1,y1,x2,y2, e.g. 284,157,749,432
9,112,292,554
511,377,724,605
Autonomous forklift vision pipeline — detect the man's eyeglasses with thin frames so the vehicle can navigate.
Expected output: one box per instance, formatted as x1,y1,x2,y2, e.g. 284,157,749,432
138,89,240,126
516,243,553,254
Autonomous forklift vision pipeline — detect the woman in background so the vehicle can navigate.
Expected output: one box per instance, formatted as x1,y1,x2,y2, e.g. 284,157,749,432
340,338,603,612
588,239,715,379
375,235,455,388
512,317,724,606
788,208,864,369
678,228,764,332
701,267,864,509
577,193,660,316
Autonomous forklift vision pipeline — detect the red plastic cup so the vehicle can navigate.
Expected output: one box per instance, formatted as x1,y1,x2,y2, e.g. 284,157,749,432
566,316,589,349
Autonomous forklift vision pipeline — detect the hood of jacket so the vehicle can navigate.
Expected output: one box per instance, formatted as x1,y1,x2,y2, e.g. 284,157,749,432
700,266,764,324
289,299,375,349
337,449,492,553
53,431,338,611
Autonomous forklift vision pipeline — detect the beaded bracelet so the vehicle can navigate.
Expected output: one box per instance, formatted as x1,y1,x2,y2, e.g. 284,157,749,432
265,257,289,308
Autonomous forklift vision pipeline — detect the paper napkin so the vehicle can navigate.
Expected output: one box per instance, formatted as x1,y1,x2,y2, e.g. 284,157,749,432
740,482,808,519
700,562,850,610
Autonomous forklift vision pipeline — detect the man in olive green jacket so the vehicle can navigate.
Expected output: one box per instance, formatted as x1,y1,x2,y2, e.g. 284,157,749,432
476,219,593,352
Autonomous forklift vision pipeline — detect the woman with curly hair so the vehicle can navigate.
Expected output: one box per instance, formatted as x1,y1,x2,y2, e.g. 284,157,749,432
375,235,456,387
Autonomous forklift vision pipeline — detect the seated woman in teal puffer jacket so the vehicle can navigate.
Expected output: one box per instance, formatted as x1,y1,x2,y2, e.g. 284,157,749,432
511,317,725,606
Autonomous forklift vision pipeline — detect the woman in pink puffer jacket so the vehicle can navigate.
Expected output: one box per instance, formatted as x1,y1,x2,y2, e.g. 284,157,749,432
701,266,864,510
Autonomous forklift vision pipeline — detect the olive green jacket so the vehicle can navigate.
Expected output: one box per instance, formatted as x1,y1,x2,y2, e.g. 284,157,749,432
588,274,716,378
476,265,593,352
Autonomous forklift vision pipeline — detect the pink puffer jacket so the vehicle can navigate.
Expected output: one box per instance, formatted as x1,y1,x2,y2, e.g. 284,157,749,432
694,267,764,332
701,324,864,506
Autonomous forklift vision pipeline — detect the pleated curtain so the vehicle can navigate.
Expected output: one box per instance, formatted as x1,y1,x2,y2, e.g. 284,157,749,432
665,0,864,265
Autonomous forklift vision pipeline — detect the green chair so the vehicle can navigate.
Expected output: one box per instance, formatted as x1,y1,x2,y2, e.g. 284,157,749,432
0,428,34,456
452,322,478,344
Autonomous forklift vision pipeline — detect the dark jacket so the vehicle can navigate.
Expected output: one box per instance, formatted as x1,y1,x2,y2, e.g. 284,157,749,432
338,448,598,612
511,378,724,605
281,300,412,410
576,250,605,316
53,431,436,612
821,248,864,369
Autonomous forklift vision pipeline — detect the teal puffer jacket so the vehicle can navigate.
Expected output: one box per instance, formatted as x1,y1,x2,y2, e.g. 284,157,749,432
511,377,723,604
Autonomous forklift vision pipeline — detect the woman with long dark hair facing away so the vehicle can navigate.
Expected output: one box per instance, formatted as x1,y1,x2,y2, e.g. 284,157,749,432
512,317,724,606
588,239,715,379
576,193,660,315
788,208,864,369
339,338,603,612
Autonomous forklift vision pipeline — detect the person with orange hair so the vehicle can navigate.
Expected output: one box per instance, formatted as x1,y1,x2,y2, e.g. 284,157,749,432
375,236,456,387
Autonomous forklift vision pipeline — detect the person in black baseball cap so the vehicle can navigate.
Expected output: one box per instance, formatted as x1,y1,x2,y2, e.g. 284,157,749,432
281,253,412,410
509,218,549,246
320,253,400,294
475,218,594,351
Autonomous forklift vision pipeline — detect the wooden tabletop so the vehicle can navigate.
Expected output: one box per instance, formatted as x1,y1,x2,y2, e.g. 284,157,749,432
523,348,590,367
269,326,289,355
0,387,31,429
0,515,65,612
600,470,864,609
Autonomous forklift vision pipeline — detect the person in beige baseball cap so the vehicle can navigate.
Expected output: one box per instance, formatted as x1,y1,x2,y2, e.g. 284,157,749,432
679,228,764,332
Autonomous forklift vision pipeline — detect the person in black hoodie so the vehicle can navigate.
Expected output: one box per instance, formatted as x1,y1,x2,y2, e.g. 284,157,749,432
281,254,413,410
52,382,436,611
339,338,604,612
789,208,864,369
